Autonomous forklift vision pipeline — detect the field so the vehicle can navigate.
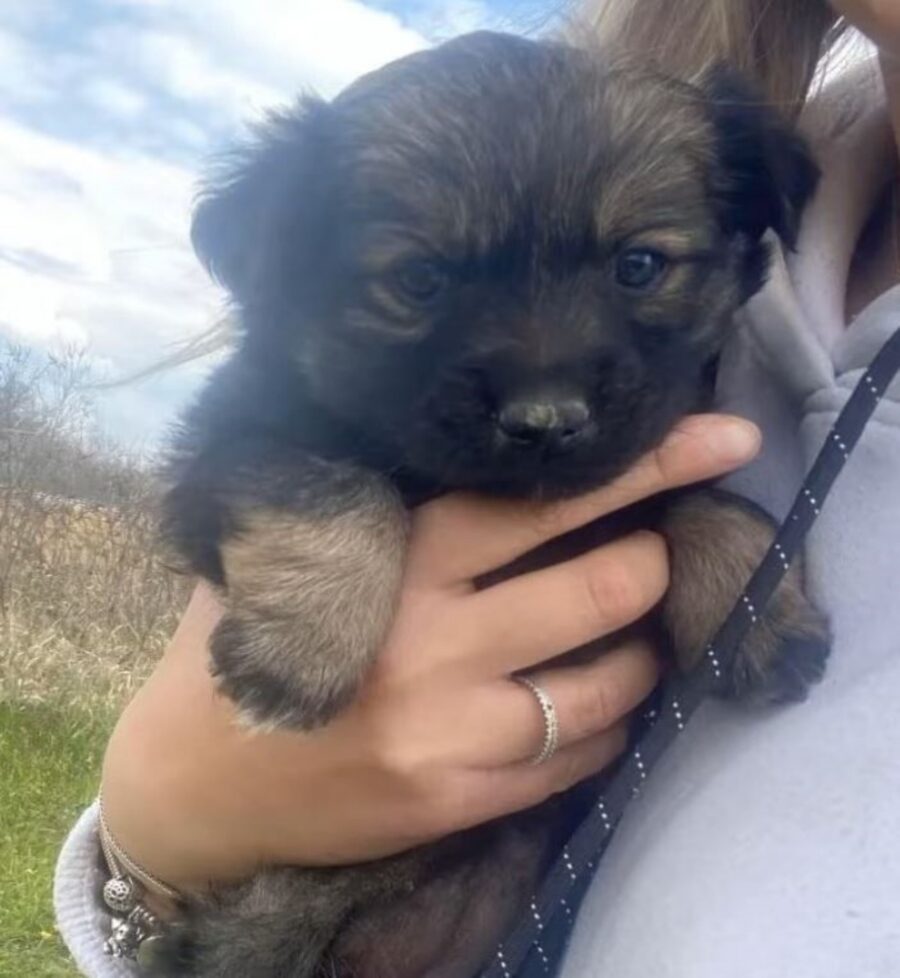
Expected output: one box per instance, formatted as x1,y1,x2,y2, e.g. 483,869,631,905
0,704,113,978
0,346,187,977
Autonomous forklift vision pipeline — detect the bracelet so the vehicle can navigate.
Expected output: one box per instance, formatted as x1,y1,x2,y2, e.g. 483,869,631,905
98,794,182,968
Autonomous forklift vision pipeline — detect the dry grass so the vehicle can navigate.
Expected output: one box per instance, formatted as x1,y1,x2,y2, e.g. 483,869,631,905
0,489,188,711
0,344,189,711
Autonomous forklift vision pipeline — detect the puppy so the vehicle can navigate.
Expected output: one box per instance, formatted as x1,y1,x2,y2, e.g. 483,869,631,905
157,31,829,978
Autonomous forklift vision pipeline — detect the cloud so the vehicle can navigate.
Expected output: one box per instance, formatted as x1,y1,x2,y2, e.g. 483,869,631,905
0,113,221,441
0,28,54,103
80,78,148,120
0,0,61,33
406,0,494,38
0,0,445,445
391,0,550,39
101,0,427,110
83,23,285,131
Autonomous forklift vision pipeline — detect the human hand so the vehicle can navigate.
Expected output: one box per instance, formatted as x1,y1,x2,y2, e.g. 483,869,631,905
101,413,760,892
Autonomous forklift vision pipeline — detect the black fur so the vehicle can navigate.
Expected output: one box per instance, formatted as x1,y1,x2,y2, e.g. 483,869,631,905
175,35,819,514
703,65,820,251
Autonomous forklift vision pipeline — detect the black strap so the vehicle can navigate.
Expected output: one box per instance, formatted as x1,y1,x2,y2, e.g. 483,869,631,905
481,325,900,978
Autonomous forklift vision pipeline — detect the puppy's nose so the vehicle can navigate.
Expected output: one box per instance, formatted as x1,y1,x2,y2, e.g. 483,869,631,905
497,397,591,450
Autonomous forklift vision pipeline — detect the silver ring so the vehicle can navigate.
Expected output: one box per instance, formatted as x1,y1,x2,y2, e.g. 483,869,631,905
515,676,560,765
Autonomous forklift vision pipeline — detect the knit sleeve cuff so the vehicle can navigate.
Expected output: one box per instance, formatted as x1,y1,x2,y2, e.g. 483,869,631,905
53,801,136,978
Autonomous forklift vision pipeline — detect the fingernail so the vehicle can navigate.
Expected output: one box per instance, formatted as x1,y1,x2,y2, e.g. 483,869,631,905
709,417,761,464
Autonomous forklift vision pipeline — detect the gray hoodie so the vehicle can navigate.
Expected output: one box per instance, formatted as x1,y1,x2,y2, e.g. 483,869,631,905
561,63,900,978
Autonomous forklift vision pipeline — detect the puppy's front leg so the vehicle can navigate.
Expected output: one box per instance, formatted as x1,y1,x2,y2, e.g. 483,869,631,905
660,489,830,704
166,442,408,730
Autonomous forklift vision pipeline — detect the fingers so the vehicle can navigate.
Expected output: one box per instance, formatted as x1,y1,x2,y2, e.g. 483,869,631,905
467,641,659,767
448,726,629,834
458,531,668,677
511,642,659,764
408,414,760,586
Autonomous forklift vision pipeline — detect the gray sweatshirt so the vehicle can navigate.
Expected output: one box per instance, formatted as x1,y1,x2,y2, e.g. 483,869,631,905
55,65,900,978
560,63,900,978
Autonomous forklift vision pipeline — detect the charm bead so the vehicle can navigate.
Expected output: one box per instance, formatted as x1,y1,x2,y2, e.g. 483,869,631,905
104,917,140,958
103,876,138,914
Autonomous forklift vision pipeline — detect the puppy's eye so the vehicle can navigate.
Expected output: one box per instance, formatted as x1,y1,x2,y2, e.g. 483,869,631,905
615,249,668,291
391,259,448,305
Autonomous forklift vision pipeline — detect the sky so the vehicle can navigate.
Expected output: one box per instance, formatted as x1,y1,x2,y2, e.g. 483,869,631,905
0,0,555,451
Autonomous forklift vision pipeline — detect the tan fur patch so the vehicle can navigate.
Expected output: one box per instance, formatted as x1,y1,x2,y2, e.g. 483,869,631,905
593,70,715,241
661,490,829,701
217,478,408,729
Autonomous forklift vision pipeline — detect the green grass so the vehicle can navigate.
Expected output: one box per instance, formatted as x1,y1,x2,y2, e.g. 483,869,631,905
0,701,114,978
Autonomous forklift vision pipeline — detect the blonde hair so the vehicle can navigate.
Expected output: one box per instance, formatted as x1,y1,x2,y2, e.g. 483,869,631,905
564,0,847,116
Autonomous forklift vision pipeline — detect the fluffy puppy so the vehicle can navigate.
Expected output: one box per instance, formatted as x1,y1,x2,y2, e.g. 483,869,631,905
158,31,828,978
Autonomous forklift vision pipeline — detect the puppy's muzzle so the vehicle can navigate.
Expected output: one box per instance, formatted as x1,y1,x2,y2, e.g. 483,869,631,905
497,396,592,452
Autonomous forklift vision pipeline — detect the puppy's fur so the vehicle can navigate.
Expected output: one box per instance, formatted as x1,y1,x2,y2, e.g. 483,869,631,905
158,32,829,978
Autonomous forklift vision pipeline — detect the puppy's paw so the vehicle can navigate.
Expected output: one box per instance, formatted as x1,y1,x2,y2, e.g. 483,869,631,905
211,613,367,731
212,475,408,732
727,589,830,705
661,488,830,706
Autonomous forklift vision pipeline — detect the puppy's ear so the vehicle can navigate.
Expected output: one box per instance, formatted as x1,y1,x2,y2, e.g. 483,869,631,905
191,96,332,302
702,65,819,250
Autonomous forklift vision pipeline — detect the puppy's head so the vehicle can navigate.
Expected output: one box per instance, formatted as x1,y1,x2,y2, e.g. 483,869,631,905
193,32,817,497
